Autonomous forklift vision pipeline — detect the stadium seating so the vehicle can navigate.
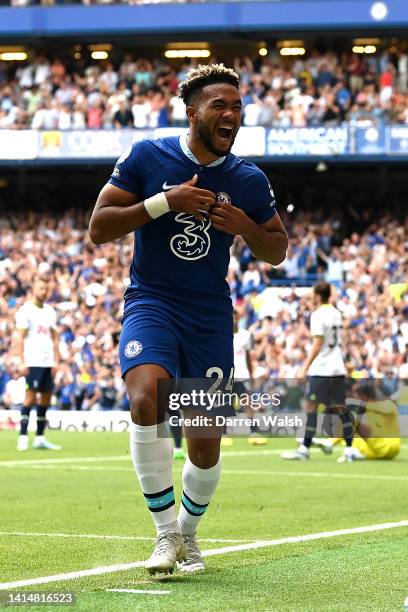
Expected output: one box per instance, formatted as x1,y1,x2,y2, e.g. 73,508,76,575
1,207,407,409
0,50,407,130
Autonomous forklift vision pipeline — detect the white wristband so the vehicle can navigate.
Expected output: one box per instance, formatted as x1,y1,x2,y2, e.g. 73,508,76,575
144,192,170,219
345,398,365,407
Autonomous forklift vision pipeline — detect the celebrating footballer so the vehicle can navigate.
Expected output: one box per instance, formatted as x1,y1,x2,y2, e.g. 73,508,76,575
89,64,288,575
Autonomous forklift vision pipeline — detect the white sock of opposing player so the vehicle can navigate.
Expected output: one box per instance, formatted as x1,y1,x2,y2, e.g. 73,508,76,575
178,456,221,535
130,422,179,536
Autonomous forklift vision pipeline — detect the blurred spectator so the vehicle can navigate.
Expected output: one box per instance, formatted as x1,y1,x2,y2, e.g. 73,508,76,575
113,98,133,128
2,365,25,409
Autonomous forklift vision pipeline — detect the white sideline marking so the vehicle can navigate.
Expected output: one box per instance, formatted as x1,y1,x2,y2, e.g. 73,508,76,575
199,520,408,558
0,560,146,589
0,452,273,468
4,462,407,482
0,520,407,590
221,469,408,482
1,445,406,468
108,589,169,595
0,456,129,467
7,465,133,472
0,531,251,544
222,449,297,457
0,448,334,468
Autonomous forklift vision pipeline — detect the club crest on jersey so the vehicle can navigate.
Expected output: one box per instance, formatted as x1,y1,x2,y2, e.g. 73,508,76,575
112,146,132,178
117,146,131,165
216,192,231,204
124,340,143,359
170,213,211,261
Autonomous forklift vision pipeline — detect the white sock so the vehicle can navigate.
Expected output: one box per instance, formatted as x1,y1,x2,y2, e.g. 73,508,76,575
130,422,179,534
178,456,221,536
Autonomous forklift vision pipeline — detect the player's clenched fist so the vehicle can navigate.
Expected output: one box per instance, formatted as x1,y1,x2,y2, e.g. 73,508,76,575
165,174,216,221
210,202,251,235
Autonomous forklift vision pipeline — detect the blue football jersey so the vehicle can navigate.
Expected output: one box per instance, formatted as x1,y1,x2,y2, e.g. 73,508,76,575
109,135,276,330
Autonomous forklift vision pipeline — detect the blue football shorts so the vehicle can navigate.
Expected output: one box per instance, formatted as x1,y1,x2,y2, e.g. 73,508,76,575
119,307,234,381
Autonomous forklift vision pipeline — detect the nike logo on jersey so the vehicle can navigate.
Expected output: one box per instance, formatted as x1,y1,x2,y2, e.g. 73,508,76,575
162,181,179,190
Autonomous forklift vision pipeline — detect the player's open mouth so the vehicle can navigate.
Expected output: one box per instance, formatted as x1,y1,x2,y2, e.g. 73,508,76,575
216,124,234,142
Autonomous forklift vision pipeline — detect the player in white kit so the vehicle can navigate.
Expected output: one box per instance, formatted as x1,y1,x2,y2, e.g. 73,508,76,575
282,282,359,463
15,279,61,451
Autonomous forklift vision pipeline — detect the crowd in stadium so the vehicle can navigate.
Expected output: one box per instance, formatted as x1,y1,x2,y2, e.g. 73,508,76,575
0,49,407,130
0,204,407,410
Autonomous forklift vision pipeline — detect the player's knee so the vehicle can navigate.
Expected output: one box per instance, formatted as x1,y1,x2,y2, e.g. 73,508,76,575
25,391,36,405
189,444,220,469
129,389,157,425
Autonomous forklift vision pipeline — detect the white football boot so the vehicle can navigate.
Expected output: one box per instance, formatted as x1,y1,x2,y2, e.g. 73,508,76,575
32,436,62,450
145,532,186,575
312,437,333,455
177,534,205,573
17,435,29,451
337,446,365,463
296,437,333,455
281,444,310,460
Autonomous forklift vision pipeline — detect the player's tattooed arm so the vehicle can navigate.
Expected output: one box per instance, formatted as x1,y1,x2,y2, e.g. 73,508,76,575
210,205,288,265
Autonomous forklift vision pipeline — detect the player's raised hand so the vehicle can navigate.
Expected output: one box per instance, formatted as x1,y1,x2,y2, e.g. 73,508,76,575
165,174,216,221
210,202,252,235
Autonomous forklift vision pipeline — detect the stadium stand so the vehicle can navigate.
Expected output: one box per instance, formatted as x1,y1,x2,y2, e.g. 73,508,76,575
0,49,407,130
0,203,407,409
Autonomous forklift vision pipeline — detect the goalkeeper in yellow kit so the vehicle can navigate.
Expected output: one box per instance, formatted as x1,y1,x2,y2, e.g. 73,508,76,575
317,383,401,460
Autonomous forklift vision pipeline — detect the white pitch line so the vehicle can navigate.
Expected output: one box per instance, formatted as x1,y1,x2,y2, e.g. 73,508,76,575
0,444,408,467
7,465,133,472
199,520,408,558
0,520,407,590
4,462,406,482
108,589,169,595
1,445,407,468
222,449,298,457
221,469,408,482
0,531,252,544
0,447,334,468
0,455,129,467
0,560,146,590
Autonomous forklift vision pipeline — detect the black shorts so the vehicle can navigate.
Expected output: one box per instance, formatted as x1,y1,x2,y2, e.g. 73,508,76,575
233,381,249,395
26,367,54,393
305,376,345,409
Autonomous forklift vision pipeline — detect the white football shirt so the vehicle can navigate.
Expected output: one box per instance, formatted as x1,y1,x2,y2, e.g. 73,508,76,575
5,376,26,405
308,304,346,377
15,301,57,368
234,328,252,379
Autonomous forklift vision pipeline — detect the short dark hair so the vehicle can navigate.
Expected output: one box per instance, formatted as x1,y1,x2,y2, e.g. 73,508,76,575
179,63,240,106
355,383,377,400
314,282,331,303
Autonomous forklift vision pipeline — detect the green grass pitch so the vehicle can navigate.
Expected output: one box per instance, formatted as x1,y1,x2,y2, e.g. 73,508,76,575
0,430,407,611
